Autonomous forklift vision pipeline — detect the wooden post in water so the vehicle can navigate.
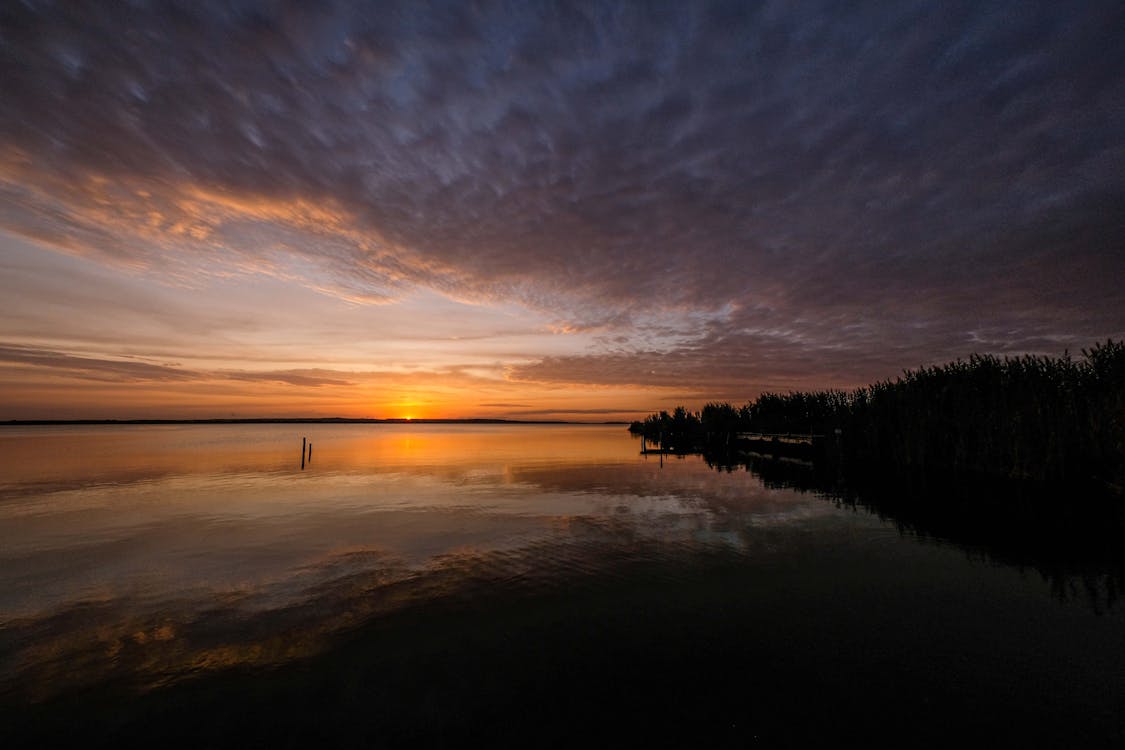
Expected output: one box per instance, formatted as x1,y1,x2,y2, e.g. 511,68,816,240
308,442,312,464
301,437,306,470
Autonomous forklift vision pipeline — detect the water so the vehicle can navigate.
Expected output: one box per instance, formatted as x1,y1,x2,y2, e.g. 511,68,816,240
1,424,1122,747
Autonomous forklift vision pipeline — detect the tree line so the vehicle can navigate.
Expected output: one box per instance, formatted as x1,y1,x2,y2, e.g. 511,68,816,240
630,340,1125,490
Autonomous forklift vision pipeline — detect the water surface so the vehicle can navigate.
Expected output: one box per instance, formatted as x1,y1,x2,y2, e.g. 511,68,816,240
2,424,1122,746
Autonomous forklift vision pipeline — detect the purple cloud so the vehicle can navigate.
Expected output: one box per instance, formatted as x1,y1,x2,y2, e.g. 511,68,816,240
1,1,1122,393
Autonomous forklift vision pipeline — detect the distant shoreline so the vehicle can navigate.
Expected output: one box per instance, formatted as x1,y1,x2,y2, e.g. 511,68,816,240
0,418,629,426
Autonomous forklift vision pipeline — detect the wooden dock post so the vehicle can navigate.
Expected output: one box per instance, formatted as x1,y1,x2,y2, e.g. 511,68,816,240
301,437,306,470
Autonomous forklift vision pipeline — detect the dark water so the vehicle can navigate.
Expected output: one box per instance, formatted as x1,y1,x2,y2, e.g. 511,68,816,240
1,424,1122,747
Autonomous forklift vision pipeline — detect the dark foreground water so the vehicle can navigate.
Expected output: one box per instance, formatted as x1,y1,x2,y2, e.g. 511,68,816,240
1,424,1122,747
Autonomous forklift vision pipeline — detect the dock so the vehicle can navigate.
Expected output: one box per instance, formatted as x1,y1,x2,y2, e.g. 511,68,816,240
736,432,823,446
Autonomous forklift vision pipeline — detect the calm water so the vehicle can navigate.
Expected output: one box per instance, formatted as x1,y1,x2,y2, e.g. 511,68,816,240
1,424,1123,747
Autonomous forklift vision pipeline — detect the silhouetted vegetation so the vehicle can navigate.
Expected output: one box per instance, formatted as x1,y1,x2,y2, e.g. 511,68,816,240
632,340,1125,492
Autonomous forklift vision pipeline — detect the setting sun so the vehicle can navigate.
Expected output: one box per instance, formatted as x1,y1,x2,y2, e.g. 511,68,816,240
394,400,424,421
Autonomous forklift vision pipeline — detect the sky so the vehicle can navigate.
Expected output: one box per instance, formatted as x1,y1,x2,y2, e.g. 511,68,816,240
1,1,1123,420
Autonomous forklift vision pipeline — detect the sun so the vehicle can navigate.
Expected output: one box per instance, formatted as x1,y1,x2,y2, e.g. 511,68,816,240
391,397,428,421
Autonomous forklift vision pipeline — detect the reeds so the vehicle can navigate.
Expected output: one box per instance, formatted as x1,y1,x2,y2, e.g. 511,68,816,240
632,340,1125,490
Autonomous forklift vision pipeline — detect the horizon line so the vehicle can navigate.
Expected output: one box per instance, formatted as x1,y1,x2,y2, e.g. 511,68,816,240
0,417,632,426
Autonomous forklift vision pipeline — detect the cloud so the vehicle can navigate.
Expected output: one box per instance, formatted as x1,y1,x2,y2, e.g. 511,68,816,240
0,343,356,387
1,0,1123,390
221,370,356,387
0,344,202,383
503,408,637,417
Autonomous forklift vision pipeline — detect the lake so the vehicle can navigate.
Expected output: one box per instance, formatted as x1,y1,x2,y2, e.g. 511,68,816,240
2,423,1122,747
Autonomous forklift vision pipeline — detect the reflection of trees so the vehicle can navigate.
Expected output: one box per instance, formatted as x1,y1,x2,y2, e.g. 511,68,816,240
703,448,1124,613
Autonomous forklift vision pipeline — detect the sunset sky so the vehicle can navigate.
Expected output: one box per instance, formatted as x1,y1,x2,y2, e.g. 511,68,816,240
1,1,1123,420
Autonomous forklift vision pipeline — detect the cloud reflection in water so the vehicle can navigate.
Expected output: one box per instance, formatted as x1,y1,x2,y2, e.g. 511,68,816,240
0,424,839,700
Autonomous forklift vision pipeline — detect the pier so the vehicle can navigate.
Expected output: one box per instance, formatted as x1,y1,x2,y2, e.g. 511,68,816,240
736,432,823,445
637,431,832,462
